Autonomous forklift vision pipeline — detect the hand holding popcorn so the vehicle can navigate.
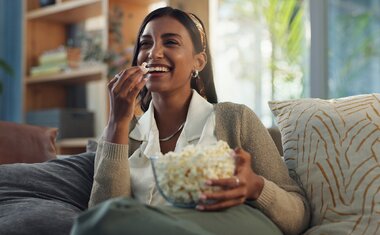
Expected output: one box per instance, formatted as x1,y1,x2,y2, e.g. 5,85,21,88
196,147,265,211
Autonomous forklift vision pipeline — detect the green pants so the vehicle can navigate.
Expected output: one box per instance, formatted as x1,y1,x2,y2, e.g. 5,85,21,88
71,197,282,235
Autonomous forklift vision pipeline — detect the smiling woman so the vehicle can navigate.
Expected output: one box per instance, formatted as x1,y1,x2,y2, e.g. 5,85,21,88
136,15,206,116
134,10,217,113
71,6,310,235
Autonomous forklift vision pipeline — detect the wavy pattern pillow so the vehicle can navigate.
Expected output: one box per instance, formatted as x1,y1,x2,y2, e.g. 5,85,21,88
269,94,380,235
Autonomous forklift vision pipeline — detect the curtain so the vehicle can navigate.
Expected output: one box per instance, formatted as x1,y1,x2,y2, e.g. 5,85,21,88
0,0,23,122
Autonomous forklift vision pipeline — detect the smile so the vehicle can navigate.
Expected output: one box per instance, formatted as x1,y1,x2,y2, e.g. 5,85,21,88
145,63,172,73
148,66,170,73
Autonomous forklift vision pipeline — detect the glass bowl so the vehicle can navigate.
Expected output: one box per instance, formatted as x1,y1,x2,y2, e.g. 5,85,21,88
150,141,235,208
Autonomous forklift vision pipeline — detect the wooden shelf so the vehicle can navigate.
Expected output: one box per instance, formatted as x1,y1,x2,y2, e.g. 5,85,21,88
22,0,159,144
56,137,92,155
56,137,91,148
114,0,162,6
27,0,103,23
26,65,107,85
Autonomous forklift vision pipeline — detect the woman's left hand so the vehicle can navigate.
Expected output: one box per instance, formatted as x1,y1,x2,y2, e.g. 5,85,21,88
196,148,264,211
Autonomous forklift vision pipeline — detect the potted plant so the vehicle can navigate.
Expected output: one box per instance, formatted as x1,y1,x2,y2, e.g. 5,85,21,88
0,58,14,95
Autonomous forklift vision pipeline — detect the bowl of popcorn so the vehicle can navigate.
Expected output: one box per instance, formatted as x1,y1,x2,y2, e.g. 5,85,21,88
150,140,235,208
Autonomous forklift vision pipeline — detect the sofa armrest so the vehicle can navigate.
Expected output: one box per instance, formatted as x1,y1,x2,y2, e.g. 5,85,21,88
0,121,58,164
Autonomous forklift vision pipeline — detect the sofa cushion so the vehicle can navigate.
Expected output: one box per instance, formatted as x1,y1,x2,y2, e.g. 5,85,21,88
267,127,283,156
0,121,58,164
269,93,380,235
0,152,95,235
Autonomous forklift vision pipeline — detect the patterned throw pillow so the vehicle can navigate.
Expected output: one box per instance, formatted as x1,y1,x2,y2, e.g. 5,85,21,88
269,94,380,235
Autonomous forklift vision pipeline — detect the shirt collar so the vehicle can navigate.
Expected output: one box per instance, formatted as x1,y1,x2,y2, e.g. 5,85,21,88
129,90,213,142
129,101,154,141
182,90,213,141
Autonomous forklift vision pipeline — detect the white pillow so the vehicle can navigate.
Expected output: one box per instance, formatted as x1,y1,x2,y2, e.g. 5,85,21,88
269,94,380,235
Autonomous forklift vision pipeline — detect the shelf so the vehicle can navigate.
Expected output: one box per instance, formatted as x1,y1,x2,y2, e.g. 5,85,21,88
118,0,163,6
27,0,103,23
56,137,92,155
26,65,107,85
56,137,92,148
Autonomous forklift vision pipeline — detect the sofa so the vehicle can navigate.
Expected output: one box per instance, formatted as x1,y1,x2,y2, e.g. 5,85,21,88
0,122,95,235
0,121,283,235
0,93,379,235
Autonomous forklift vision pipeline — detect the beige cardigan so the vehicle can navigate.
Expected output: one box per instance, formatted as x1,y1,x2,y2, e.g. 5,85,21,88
89,102,310,235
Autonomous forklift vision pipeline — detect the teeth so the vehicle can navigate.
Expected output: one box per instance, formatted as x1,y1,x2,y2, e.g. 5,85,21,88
148,66,170,72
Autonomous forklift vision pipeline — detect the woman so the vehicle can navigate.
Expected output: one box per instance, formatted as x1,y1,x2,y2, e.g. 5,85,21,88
72,7,309,235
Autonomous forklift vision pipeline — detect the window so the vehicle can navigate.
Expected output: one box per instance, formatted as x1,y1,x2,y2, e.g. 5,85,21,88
210,0,309,126
328,0,380,98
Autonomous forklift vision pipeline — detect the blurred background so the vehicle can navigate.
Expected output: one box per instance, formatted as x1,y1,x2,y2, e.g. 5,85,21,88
0,0,379,153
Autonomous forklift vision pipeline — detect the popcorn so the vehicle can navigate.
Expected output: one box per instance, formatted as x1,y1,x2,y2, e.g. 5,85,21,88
151,141,235,206
140,62,149,74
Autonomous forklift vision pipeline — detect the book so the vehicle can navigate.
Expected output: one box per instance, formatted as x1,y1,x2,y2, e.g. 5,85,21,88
38,51,67,65
30,62,67,77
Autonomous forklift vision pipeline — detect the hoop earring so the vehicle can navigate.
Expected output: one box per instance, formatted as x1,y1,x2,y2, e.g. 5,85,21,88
192,70,199,79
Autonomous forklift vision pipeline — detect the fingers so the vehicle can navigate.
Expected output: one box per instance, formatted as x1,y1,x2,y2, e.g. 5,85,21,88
195,149,256,211
118,69,145,96
234,148,265,201
201,187,245,201
109,67,146,98
233,148,252,176
197,178,247,211
234,148,251,166
233,176,240,187
196,196,244,211
196,149,262,211
107,71,122,90
201,177,246,201
207,176,243,189
129,76,148,98
197,187,245,211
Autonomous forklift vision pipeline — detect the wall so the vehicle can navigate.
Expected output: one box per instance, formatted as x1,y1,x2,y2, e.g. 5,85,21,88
169,0,209,36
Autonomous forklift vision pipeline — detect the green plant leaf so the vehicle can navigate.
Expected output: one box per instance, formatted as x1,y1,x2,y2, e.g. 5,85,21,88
0,58,14,76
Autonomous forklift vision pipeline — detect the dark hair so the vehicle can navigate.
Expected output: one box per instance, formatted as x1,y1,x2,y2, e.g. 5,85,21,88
131,7,218,111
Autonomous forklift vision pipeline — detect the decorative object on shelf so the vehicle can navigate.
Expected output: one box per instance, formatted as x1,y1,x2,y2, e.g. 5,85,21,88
66,24,84,68
67,23,104,68
67,47,82,69
81,30,104,63
104,6,133,79
39,0,55,7
30,46,68,77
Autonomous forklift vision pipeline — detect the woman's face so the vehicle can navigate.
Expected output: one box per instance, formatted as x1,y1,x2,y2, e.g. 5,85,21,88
137,16,204,95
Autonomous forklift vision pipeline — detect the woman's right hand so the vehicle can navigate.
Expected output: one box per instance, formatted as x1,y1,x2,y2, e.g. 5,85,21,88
105,66,148,143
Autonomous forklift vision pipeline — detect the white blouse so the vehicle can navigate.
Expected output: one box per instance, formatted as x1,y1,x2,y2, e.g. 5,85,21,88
128,91,217,205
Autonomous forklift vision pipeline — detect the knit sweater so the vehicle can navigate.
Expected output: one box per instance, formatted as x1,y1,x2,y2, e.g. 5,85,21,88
89,102,310,235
